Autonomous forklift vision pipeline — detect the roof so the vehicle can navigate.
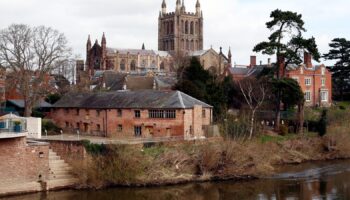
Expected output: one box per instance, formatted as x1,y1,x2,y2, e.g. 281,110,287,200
155,76,177,89
54,90,212,109
7,99,52,108
227,67,250,75
107,48,171,57
189,50,210,57
125,76,154,90
286,64,324,71
103,71,127,91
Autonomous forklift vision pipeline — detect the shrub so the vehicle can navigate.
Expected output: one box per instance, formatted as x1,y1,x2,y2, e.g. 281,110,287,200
42,119,60,134
82,140,107,155
279,125,288,136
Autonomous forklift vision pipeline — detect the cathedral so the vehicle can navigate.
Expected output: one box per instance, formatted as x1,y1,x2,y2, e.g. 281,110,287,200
79,0,231,80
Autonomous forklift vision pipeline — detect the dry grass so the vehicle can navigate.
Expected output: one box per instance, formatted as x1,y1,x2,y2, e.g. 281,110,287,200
71,132,350,188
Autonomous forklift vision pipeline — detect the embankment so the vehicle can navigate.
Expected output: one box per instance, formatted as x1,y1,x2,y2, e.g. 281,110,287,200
49,134,350,189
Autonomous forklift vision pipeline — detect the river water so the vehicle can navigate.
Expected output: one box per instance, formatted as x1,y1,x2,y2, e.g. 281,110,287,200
3,160,350,200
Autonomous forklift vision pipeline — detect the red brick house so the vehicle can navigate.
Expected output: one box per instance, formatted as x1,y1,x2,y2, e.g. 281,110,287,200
225,53,332,107
51,90,213,139
285,53,332,107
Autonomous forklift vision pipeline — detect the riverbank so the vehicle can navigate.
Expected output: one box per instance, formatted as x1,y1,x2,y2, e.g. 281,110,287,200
70,133,350,189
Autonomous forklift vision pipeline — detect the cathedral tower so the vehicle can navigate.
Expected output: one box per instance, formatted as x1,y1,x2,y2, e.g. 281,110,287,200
158,0,203,55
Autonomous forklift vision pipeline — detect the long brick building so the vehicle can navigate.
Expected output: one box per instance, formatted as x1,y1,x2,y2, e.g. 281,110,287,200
51,90,213,139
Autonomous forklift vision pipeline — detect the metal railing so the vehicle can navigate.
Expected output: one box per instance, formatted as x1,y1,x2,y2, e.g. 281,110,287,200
39,134,202,144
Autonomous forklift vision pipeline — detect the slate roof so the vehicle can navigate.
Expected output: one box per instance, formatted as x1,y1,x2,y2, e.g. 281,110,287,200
125,76,154,90
286,64,323,71
227,67,250,75
7,99,52,108
107,48,171,57
189,50,210,57
53,90,212,109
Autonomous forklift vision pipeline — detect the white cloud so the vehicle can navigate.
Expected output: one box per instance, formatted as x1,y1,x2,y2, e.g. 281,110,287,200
0,0,349,65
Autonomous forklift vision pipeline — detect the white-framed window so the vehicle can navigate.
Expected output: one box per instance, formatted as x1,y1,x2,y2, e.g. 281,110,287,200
305,77,312,86
300,67,304,74
321,78,326,87
321,91,328,102
305,91,311,102
321,67,325,75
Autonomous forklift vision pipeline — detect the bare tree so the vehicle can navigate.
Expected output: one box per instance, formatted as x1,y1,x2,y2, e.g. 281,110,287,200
0,24,71,116
238,78,268,140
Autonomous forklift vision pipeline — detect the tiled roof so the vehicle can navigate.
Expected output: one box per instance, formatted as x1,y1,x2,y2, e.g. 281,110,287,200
53,90,212,109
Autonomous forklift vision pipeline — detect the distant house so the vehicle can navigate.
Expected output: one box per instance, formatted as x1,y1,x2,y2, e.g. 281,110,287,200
285,53,332,107
225,54,332,107
224,56,271,81
51,90,213,139
5,99,52,116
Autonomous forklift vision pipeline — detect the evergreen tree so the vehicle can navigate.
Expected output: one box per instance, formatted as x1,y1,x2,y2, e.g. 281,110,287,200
323,38,350,100
253,9,320,130
174,57,232,120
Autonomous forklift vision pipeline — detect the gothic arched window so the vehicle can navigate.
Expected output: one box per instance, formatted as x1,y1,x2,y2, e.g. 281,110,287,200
120,59,126,71
186,39,190,50
181,39,185,50
191,40,194,51
195,22,198,34
181,20,184,34
185,21,189,34
190,22,194,35
130,60,136,71
141,59,147,68
170,21,174,34
166,22,169,35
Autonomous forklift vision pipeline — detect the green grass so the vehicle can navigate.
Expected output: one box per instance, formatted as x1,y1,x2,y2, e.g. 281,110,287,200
142,145,166,157
337,101,350,109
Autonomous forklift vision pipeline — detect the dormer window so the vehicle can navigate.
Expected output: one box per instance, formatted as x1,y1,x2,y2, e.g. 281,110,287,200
300,67,304,74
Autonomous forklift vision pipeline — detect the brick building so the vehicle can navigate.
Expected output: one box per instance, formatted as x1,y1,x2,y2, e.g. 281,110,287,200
225,53,332,107
285,52,332,107
51,90,213,139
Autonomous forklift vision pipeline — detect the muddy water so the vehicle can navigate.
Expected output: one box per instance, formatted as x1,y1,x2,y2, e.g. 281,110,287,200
3,160,350,200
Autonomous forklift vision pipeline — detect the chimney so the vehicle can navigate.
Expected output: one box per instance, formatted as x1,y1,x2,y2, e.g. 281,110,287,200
277,54,285,78
268,58,271,66
304,52,312,68
250,56,257,68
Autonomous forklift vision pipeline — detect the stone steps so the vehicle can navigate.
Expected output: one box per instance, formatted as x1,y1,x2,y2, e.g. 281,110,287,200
48,149,77,186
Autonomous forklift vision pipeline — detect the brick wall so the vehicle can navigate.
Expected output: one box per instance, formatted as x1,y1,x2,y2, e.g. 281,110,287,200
286,65,332,107
0,137,49,186
46,140,86,165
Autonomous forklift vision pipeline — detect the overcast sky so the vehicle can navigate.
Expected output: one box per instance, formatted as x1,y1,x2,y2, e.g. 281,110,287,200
1,0,349,65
